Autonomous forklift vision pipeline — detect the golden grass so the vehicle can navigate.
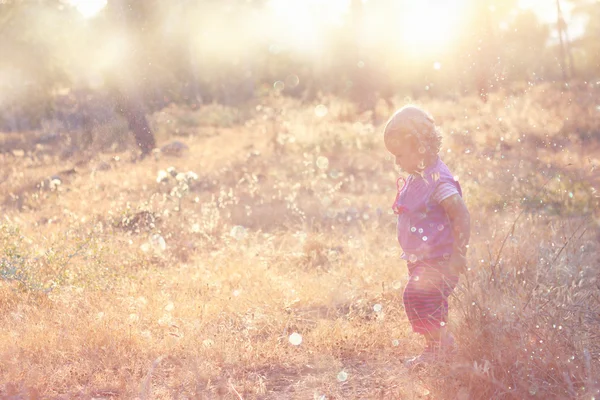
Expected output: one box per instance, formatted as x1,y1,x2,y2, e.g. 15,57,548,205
0,82,599,398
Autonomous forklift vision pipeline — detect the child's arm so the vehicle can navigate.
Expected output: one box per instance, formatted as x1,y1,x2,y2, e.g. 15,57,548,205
440,194,471,275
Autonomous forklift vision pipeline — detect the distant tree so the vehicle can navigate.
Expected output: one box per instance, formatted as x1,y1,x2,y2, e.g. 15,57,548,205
0,1,72,129
455,0,518,102
555,0,576,81
101,0,157,157
348,0,370,109
0,0,155,156
569,0,600,78
502,10,550,81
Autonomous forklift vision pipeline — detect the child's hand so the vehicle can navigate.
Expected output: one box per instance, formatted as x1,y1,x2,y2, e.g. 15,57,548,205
439,194,470,276
448,252,467,275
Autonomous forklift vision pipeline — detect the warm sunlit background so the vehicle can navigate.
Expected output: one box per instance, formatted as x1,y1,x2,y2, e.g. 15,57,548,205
0,0,597,128
1,1,599,399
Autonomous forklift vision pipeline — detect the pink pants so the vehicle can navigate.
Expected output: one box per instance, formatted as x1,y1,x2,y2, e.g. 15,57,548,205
403,259,459,335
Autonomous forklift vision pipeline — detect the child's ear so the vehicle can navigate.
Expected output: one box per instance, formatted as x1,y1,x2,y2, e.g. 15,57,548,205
405,135,419,147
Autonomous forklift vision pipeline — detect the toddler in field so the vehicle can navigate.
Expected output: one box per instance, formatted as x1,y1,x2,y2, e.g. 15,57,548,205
384,105,471,367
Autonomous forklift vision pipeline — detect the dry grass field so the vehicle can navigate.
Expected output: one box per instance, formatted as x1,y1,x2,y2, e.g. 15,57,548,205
1,82,599,399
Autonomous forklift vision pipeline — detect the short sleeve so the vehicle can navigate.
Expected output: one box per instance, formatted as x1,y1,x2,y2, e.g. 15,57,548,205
431,182,459,204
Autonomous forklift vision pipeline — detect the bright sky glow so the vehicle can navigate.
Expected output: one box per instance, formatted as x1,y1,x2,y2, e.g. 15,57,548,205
268,0,468,56
265,0,587,59
396,0,468,54
269,0,350,26
518,0,560,21
70,0,107,19
267,0,351,53
518,0,585,38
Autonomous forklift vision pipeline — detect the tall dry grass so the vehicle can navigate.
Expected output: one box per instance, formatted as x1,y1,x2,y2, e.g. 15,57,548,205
0,82,599,398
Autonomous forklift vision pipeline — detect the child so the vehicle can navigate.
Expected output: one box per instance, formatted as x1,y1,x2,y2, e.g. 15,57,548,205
384,105,470,367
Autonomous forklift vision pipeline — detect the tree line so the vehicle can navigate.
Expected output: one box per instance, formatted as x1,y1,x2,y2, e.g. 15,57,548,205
0,0,598,153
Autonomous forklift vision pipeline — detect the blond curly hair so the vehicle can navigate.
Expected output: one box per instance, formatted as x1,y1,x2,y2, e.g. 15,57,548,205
383,105,442,157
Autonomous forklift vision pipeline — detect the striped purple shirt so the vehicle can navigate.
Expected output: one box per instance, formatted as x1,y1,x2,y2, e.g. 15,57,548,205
431,182,459,204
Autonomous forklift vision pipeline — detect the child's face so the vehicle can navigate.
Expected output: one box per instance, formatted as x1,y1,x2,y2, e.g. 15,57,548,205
386,135,424,174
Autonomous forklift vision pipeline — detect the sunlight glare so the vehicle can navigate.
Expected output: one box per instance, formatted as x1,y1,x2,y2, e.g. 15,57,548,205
397,0,467,54
268,0,315,52
269,0,350,26
337,370,348,382
70,0,107,19
288,332,303,346
267,0,350,53
517,0,575,23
